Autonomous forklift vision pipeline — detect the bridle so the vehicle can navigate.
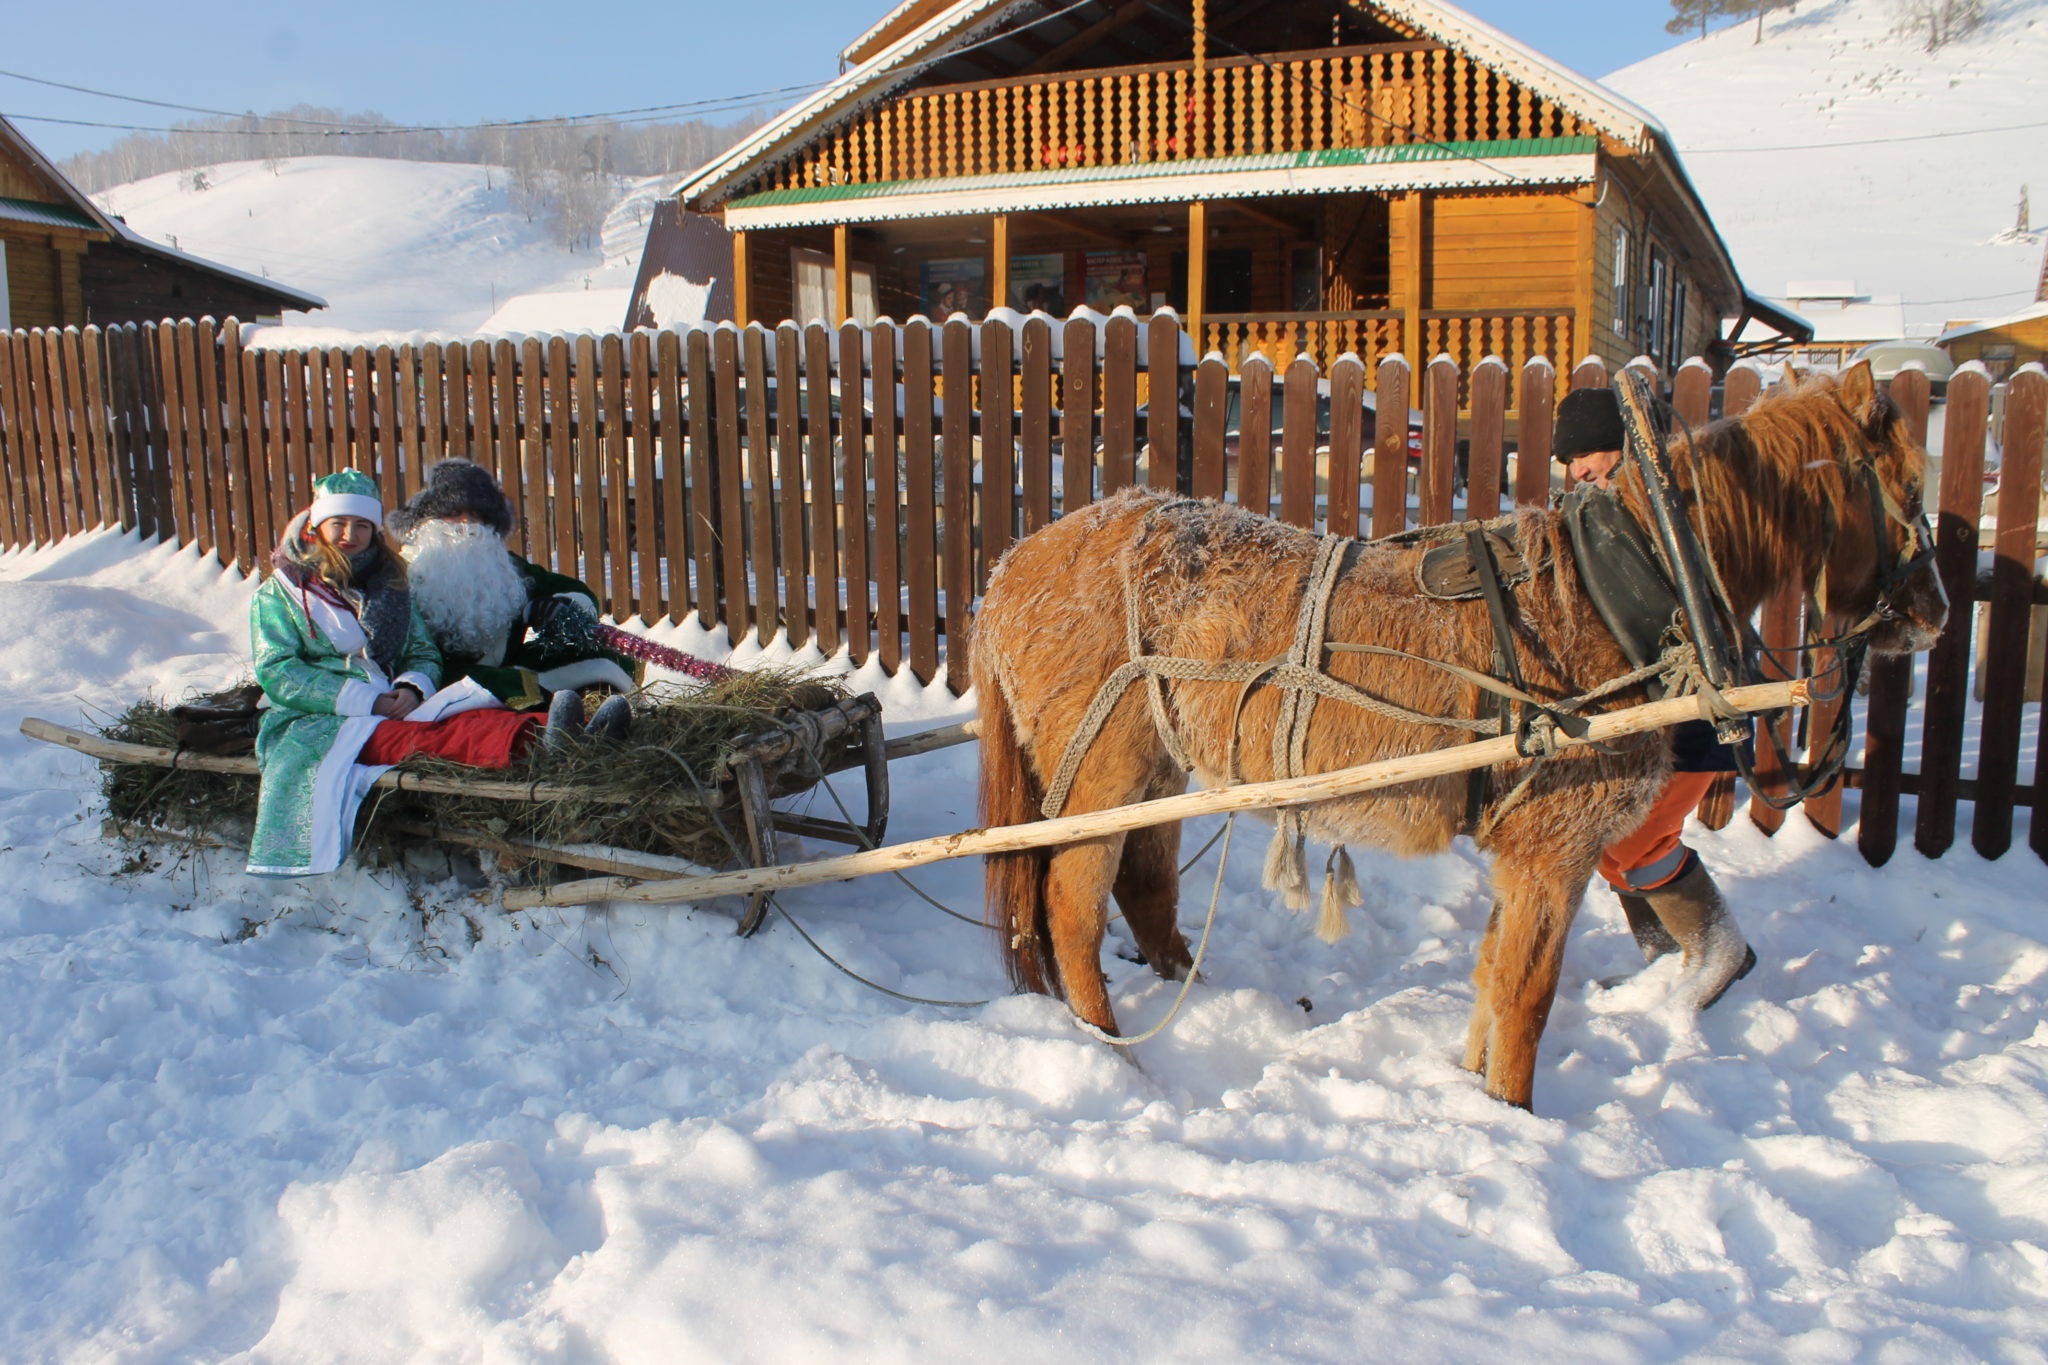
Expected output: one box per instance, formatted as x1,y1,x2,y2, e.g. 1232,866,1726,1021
1610,369,1937,809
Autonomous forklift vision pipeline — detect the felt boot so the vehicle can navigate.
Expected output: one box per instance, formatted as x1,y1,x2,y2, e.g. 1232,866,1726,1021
1633,855,1756,1009
587,694,632,743
543,689,586,753
1618,892,1682,963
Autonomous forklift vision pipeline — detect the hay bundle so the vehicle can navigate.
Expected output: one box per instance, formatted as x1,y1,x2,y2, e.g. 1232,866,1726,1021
99,670,856,870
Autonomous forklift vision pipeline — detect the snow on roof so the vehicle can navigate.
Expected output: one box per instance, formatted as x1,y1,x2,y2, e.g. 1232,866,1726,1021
1938,298,2048,342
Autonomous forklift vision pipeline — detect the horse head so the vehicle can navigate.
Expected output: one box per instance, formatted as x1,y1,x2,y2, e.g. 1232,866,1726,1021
1816,362,1948,655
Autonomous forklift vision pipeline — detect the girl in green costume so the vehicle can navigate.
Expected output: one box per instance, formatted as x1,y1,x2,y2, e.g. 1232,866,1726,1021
247,471,545,876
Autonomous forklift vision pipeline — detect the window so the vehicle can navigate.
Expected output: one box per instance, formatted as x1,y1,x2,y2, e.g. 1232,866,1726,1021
1667,276,1688,363
1610,225,1630,339
0,240,9,328
1646,250,1669,360
791,246,878,326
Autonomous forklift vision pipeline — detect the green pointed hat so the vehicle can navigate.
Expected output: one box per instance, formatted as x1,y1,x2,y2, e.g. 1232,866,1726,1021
305,469,383,528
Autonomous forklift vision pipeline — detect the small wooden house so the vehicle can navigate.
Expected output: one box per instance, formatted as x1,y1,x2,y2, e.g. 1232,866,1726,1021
1,115,324,330
1939,300,2048,383
664,0,1752,380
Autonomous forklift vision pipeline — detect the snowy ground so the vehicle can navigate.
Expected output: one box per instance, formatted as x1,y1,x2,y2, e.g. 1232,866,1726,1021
95,158,664,337
3,527,2047,1362
1604,0,2048,333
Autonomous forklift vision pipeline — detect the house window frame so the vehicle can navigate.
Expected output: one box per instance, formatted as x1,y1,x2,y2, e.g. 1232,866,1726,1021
0,239,10,330
1610,224,1630,341
1646,248,1669,362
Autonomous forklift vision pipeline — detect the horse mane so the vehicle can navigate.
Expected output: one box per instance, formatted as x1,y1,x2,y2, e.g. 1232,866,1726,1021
1617,371,1892,615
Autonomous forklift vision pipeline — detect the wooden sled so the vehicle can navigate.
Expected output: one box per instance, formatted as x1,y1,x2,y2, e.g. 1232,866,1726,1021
22,691,909,936
24,681,1803,926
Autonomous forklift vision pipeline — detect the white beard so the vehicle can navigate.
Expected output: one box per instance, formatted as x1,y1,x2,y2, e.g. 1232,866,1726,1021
402,520,532,662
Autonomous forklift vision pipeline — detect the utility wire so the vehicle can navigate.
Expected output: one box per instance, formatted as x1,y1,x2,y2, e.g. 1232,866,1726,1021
1681,116,2048,154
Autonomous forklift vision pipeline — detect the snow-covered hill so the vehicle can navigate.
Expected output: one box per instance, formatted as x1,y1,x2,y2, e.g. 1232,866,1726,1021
95,157,665,338
1604,0,2048,332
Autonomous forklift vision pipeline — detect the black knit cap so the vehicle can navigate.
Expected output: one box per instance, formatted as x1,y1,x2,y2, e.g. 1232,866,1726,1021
387,458,516,539
1552,387,1626,462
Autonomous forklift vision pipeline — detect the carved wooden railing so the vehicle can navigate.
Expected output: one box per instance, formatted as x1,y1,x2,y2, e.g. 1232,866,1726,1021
1202,312,1405,373
1201,308,1573,392
765,43,1593,191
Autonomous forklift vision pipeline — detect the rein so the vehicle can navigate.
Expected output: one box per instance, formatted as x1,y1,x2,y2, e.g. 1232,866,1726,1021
1610,369,1934,810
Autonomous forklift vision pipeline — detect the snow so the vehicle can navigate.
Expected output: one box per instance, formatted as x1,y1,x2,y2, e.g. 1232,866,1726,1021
4,527,2048,1361
1603,0,2048,334
94,158,664,338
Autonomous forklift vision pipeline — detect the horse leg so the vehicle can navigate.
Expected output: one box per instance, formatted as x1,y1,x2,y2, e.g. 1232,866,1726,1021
1469,850,1590,1110
1113,815,1193,982
1043,835,1126,1034
1464,902,1503,1075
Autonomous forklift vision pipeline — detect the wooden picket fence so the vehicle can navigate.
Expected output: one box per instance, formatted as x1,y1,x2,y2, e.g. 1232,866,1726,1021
0,314,2041,865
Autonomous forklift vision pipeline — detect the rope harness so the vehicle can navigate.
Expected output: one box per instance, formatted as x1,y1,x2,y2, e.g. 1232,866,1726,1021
1036,367,1939,923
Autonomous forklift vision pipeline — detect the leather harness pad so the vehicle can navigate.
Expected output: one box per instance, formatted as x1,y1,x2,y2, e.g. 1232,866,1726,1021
1561,486,1684,698
1417,529,1532,600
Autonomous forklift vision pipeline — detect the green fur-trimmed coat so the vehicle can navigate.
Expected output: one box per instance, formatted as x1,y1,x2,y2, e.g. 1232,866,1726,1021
247,570,441,877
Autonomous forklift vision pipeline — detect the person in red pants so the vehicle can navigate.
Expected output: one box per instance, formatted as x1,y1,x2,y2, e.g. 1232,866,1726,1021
1554,387,1756,1008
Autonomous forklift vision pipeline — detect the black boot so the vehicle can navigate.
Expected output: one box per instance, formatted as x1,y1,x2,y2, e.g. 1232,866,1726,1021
1633,856,1757,1010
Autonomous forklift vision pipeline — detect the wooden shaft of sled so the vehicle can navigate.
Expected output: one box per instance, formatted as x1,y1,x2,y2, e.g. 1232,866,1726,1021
17,716,635,804
882,718,980,760
390,821,715,882
502,680,1810,911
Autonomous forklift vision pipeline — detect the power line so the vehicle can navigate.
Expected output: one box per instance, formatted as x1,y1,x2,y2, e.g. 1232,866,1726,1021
0,69,831,139
1682,117,2048,153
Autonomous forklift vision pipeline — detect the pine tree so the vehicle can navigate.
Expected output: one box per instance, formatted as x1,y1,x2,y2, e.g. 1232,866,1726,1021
1666,0,1724,38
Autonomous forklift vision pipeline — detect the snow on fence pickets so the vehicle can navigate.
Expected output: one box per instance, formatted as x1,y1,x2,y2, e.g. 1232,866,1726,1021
0,313,2041,865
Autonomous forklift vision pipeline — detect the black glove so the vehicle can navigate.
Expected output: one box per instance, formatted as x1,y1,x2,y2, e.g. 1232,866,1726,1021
525,595,566,632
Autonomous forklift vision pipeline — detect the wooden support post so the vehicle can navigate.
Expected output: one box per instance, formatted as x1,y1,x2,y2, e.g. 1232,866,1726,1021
731,229,750,324
990,214,1010,313
833,223,852,326
1397,191,1425,365
1187,200,1208,338
1573,184,1599,369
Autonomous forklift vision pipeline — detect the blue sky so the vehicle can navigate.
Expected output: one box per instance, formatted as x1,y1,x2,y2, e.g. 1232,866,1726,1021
2,1,1689,163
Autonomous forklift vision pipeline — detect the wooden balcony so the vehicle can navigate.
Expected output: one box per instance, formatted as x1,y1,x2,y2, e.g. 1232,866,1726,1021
1200,308,1577,391
766,43,1595,192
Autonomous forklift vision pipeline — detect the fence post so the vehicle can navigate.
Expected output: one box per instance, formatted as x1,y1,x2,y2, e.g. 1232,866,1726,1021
1914,365,1991,858
1100,314,1138,494
1972,364,2046,858
1514,357,1554,509
1369,354,1409,537
1465,356,1508,521
1420,354,1459,526
218,319,258,572
629,330,662,625
1281,353,1320,530
835,321,870,664
0,327,26,548
941,317,974,667
871,323,903,674
1145,312,1183,492
1856,369,1930,865
1236,351,1275,521
902,320,940,683
1325,354,1366,537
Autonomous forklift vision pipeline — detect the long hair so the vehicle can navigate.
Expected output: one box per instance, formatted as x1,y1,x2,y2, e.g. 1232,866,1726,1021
289,523,409,593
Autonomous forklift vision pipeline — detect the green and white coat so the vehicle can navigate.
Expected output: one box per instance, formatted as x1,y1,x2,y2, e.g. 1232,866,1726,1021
246,566,442,877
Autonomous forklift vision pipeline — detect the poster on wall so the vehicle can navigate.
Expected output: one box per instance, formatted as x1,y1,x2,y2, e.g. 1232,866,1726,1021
1083,251,1147,311
921,257,986,321
1008,253,1066,315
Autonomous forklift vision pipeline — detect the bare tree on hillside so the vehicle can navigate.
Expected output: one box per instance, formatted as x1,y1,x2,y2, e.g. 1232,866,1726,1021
1895,0,1985,51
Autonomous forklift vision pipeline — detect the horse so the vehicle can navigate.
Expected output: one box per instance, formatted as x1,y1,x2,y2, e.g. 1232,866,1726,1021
970,362,1948,1113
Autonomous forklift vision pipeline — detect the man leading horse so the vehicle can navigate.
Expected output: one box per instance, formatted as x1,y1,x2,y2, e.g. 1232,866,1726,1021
1551,385,1755,1006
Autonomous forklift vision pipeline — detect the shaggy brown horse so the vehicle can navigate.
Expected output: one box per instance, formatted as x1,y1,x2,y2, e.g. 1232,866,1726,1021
972,363,1947,1112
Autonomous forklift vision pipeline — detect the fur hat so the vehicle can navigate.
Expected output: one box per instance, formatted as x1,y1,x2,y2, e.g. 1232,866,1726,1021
304,469,383,529
388,459,515,540
1552,387,1626,461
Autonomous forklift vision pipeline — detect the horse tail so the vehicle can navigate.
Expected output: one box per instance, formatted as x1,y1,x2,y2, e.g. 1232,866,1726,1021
977,660,1057,998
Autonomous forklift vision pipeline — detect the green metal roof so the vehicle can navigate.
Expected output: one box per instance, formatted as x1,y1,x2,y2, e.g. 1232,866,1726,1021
726,137,1599,210
0,195,99,231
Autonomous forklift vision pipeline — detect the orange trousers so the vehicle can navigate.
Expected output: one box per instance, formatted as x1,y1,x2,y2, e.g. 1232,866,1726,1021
1597,770,1718,892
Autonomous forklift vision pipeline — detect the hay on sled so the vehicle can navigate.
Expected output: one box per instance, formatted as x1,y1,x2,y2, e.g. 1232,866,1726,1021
99,670,857,871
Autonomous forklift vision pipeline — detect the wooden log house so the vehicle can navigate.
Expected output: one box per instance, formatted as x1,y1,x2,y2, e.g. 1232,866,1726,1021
1,115,324,331
667,0,1752,382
